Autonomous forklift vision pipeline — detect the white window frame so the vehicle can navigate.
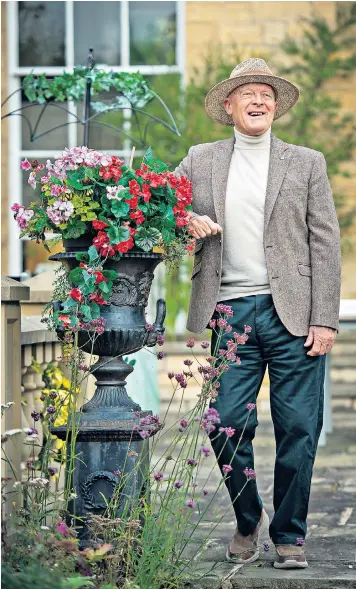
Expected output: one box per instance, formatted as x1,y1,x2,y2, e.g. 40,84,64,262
6,0,186,275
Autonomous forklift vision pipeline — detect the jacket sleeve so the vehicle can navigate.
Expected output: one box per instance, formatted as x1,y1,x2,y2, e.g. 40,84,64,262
307,152,341,330
174,147,199,219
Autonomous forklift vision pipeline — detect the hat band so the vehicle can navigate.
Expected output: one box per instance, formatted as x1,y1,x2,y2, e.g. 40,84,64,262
230,69,274,79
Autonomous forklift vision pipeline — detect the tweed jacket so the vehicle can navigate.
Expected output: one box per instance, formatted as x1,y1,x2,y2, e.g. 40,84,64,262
175,132,341,336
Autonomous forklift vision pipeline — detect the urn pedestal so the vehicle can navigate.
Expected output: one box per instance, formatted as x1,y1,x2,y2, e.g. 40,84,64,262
50,240,165,545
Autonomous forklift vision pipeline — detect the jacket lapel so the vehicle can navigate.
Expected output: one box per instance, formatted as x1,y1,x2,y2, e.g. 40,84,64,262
264,133,291,231
212,137,234,227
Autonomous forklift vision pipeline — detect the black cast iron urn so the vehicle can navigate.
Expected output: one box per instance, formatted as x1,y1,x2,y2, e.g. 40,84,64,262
50,236,165,545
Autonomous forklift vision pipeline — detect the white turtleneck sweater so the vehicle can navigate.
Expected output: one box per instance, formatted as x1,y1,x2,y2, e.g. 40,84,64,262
218,126,271,302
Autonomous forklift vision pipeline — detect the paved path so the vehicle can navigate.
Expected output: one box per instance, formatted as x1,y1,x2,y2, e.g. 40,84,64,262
154,402,356,588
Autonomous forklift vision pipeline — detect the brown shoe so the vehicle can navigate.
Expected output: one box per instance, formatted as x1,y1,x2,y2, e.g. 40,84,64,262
273,545,308,569
226,509,269,564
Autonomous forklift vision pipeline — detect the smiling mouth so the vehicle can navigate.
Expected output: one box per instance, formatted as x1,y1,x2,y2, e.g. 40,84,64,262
248,112,266,117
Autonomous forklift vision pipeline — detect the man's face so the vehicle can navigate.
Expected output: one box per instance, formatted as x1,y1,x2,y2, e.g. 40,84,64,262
223,82,278,136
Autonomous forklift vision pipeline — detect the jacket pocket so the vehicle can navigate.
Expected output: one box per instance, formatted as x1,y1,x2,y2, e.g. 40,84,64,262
191,260,202,279
194,239,204,254
298,263,312,277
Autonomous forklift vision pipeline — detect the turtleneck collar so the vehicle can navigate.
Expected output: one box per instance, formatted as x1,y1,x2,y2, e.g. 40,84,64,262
234,126,271,150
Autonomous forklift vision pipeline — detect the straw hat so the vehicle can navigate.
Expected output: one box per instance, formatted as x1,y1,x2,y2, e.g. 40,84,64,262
205,57,300,125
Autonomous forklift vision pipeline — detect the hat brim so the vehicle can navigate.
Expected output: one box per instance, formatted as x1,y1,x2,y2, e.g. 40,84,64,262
205,74,300,125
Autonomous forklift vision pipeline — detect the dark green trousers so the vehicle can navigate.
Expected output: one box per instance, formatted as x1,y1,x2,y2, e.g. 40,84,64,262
209,295,325,545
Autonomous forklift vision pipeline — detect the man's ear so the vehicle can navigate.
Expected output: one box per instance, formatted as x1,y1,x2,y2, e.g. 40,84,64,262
223,98,232,115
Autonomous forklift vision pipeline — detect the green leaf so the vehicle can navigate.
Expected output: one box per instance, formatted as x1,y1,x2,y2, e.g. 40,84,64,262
98,281,110,293
60,578,95,589
81,305,92,321
75,253,89,263
88,245,99,263
110,199,130,219
102,270,118,281
68,267,85,285
88,302,100,319
143,146,153,165
134,226,161,252
62,219,87,239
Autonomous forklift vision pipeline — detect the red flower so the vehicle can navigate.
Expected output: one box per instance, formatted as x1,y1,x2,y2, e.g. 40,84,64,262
129,227,137,237
110,166,122,182
94,271,106,284
128,179,141,196
99,167,112,181
111,156,124,167
92,220,109,230
116,237,135,253
58,314,71,327
130,210,145,225
70,288,84,303
89,292,107,305
126,195,139,209
140,184,151,203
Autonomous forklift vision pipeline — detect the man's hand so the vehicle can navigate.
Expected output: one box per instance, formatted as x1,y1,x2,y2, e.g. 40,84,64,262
304,326,336,356
188,214,222,239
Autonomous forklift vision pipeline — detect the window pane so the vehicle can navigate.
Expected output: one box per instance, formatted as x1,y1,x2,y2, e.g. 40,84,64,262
19,2,65,67
77,88,126,150
129,2,176,66
74,2,121,66
21,80,69,150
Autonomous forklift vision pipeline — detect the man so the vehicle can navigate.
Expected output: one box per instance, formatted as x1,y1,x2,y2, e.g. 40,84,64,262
175,58,341,569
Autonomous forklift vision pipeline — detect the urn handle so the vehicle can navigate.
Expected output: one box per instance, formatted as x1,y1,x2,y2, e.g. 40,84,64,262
146,298,166,347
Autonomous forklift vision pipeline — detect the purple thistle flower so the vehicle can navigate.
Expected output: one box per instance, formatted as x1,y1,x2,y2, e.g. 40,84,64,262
222,464,233,475
246,403,256,411
296,538,305,546
174,480,183,489
157,334,165,346
49,391,58,400
168,371,175,379
201,341,210,349
40,394,46,402
244,325,252,333
47,406,56,414
180,419,189,429
48,466,58,476
145,323,153,332
56,520,68,535
185,499,196,509
31,410,40,422
209,319,216,328
186,338,195,348
203,489,209,496
219,426,235,437
193,416,201,423
263,541,270,552
153,471,164,481
183,359,193,366
200,445,211,457
114,470,121,477
157,351,165,360
243,467,256,480
138,430,149,439
187,458,198,467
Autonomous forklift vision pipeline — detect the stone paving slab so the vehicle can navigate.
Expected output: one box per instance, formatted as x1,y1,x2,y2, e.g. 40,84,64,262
154,403,356,588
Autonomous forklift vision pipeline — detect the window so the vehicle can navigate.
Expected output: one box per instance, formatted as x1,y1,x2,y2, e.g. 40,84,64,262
5,1,185,274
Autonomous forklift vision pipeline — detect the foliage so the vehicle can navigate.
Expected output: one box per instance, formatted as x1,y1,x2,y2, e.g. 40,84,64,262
22,67,154,110
274,5,356,245
2,306,257,588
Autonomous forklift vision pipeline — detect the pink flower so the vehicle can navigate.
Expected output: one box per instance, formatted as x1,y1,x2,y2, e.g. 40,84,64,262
222,464,233,475
56,520,68,535
174,480,183,489
209,319,216,328
139,430,149,439
201,341,210,349
243,467,256,479
219,427,235,437
16,208,34,229
28,172,36,189
200,446,211,457
11,203,22,213
153,471,164,481
180,419,189,429
296,538,305,546
244,325,252,333
186,338,195,348
20,158,32,171
203,489,209,496
187,458,197,467
185,499,196,509
246,403,256,411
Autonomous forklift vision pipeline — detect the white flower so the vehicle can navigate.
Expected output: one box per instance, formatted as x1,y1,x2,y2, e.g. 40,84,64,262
40,525,50,530
27,478,49,489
